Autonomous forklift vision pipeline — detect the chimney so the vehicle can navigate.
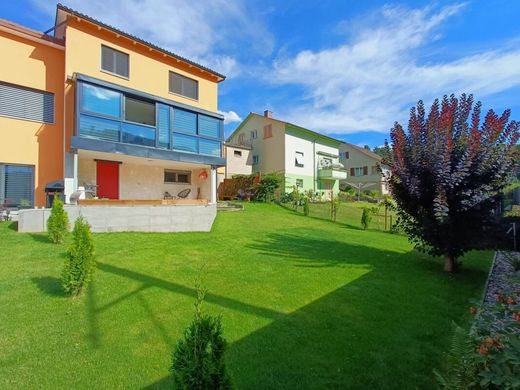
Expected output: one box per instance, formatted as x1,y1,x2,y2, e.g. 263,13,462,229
264,110,272,118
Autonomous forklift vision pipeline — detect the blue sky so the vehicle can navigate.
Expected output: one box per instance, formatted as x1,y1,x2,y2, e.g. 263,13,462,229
3,0,520,147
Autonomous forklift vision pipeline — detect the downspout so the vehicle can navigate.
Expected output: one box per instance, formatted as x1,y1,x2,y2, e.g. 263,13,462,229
313,138,317,193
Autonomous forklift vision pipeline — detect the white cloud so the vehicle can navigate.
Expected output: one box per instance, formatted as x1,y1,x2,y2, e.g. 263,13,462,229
30,0,274,78
218,110,242,124
271,3,520,134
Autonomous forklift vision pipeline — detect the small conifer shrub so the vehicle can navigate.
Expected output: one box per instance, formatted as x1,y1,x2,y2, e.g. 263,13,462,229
62,217,95,297
171,286,232,389
47,198,69,244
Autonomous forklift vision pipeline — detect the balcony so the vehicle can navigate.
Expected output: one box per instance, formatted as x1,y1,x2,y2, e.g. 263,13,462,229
73,75,224,165
318,165,347,180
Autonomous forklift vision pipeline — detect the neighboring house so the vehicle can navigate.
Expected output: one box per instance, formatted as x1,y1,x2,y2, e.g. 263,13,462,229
222,143,252,179
0,5,226,232
338,143,389,195
227,110,347,199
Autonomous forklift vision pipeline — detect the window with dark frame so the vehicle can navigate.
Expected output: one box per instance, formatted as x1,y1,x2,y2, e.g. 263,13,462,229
234,150,242,157
164,169,191,184
124,96,156,126
101,45,129,78
169,71,198,100
295,151,304,167
296,179,303,188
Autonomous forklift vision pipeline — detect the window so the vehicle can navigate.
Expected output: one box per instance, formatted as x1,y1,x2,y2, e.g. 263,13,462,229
251,130,257,140
339,151,349,160
81,83,121,118
173,133,198,153
234,150,242,157
263,124,272,139
295,151,304,167
238,133,245,145
101,45,129,78
164,169,191,184
0,81,54,123
198,115,220,139
173,108,197,134
0,164,34,207
296,179,303,188
199,138,221,157
125,96,155,126
169,71,198,100
122,122,156,147
253,155,259,165
352,167,367,177
157,104,170,149
371,165,379,175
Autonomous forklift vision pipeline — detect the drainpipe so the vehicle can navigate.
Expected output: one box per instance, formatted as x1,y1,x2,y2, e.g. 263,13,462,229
313,139,317,193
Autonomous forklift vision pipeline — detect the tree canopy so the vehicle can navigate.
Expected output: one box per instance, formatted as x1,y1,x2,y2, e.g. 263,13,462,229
383,94,519,272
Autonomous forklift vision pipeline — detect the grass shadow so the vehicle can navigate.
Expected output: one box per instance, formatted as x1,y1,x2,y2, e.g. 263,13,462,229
27,233,53,243
31,276,65,297
7,221,17,231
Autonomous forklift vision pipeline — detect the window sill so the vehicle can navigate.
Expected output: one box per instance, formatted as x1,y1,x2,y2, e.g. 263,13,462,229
100,69,130,81
168,91,199,103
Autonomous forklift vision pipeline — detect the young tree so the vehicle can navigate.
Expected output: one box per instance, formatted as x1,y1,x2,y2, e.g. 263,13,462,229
171,285,231,389
62,217,95,296
384,94,519,272
47,198,69,244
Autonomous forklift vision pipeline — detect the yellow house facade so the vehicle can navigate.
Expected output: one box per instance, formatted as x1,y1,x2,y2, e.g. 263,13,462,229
1,4,225,219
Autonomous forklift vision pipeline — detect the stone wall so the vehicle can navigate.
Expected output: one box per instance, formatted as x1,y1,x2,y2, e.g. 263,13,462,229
18,204,217,233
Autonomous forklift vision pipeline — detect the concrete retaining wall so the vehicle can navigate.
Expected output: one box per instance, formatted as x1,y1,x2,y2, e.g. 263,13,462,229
18,204,217,233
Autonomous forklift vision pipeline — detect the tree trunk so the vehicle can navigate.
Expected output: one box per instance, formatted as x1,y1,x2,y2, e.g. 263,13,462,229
444,255,458,273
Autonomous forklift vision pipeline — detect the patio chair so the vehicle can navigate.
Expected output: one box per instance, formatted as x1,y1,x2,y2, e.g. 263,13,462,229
0,200,9,221
176,188,191,199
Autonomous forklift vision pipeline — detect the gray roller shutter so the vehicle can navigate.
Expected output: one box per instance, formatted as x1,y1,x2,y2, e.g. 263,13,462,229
0,81,54,123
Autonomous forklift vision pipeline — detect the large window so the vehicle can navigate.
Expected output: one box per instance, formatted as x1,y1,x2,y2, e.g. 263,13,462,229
0,81,54,123
169,71,198,100
81,84,121,118
164,169,191,184
124,96,155,126
77,80,223,156
101,45,129,78
0,164,34,207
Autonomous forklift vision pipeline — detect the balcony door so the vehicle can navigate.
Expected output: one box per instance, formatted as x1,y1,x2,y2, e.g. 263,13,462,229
96,160,119,199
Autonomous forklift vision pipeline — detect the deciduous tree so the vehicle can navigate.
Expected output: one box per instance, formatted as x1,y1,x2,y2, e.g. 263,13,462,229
383,94,519,272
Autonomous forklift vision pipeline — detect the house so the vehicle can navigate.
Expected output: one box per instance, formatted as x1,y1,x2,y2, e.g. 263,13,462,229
227,110,347,199
338,143,389,195
221,143,252,179
0,4,226,232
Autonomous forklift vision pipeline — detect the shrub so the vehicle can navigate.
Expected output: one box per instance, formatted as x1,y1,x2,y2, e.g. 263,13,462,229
62,217,95,297
331,195,340,222
291,186,301,210
171,286,232,390
361,208,372,230
279,192,293,204
303,196,309,216
47,198,69,244
254,173,282,202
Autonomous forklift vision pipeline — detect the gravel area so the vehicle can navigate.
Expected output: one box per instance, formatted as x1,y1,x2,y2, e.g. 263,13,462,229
478,251,520,334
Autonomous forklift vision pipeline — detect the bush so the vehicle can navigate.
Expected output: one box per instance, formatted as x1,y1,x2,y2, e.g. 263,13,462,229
303,196,309,216
47,198,69,244
171,286,232,390
254,173,282,202
361,208,372,230
62,217,95,297
279,192,293,204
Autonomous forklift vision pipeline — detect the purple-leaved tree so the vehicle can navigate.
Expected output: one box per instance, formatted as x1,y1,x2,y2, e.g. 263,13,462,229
383,94,519,273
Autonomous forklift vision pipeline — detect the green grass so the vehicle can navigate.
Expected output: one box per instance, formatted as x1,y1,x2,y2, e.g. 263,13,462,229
282,200,397,231
0,203,490,389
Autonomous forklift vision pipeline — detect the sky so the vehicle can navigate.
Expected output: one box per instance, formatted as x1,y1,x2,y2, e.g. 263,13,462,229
3,0,520,148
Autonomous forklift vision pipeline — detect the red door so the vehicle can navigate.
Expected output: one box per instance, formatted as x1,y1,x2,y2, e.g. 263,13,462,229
96,161,119,199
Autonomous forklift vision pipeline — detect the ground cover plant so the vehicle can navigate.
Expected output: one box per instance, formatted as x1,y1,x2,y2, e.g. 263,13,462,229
0,203,491,389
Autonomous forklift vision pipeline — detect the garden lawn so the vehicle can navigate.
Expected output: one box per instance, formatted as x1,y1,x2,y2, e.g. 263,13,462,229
0,203,491,389
283,200,397,231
